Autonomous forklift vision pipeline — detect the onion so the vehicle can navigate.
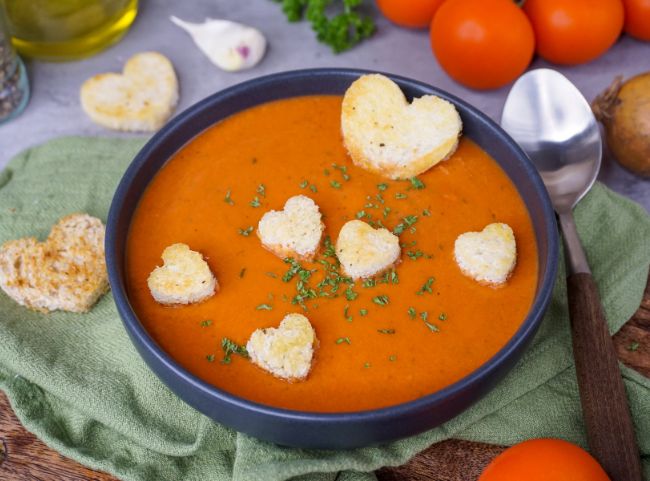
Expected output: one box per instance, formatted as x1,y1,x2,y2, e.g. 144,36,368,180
592,72,650,178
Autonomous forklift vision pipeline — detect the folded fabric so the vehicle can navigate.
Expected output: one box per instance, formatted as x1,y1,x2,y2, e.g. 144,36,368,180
0,137,648,481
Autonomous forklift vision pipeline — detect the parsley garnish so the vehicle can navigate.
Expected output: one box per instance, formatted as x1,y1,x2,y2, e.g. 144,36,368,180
332,163,350,181
383,206,391,218
422,209,432,217
336,337,351,345
356,210,367,219
345,286,358,301
299,180,309,188
256,303,273,310
389,354,397,362
362,278,376,288
265,272,277,278
424,321,440,333
439,312,447,321
250,196,261,208
238,226,254,236
393,215,418,235
256,184,266,197
407,250,424,260
377,183,388,191
309,184,318,193
372,295,389,306
364,362,371,368
330,179,342,189
377,328,395,334
206,354,215,362
221,338,249,364
395,193,408,200
407,307,416,320
420,311,429,321
359,308,368,316
409,177,426,190
200,319,213,327
224,189,234,205
628,342,640,352
344,305,353,322
417,277,435,295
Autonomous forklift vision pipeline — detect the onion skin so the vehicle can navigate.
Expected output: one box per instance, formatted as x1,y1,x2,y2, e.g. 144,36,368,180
593,72,650,178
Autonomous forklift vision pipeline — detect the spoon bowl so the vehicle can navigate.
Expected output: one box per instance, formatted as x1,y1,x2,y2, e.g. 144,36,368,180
502,69,602,212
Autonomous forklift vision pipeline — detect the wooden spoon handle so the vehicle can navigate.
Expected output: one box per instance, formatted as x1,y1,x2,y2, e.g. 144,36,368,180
567,272,643,481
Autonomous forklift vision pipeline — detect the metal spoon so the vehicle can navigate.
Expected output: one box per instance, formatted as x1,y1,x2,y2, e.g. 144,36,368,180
501,69,642,481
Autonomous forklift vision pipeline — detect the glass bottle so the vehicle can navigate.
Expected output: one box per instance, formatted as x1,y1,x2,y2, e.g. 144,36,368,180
1,0,138,61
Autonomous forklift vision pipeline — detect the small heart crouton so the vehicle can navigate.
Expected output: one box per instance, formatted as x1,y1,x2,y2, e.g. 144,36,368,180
341,74,462,179
246,313,317,381
0,214,108,313
147,243,217,305
80,52,179,132
257,195,324,261
454,223,517,286
336,220,400,280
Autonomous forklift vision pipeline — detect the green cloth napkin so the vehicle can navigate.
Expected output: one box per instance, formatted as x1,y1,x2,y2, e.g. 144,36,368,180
0,137,649,481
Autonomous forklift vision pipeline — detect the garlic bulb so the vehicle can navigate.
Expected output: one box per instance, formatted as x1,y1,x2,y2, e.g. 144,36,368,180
170,16,266,72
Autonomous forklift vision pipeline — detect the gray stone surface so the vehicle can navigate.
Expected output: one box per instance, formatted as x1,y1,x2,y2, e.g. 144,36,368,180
1,0,648,210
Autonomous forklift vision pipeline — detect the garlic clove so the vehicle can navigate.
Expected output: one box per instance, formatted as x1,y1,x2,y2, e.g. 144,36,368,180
170,16,266,72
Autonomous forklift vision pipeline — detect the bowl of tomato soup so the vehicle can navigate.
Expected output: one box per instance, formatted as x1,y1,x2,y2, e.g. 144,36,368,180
106,69,558,449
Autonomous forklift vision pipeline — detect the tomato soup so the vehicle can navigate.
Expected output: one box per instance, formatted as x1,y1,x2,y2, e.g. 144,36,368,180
126,95,538,412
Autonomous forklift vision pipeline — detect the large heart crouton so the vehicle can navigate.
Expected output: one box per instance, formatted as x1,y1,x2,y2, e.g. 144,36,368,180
246,313,317,381
454,223,517,286
80,52,179,132
336,220,400,280
0,214,108,313
147,243,217,305
341,74,462,179
257,195,324,260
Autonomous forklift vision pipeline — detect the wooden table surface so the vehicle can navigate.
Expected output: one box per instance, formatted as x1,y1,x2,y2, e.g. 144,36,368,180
1,275,648,481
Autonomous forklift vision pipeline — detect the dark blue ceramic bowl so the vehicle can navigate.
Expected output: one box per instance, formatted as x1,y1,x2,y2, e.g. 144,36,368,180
106,68,558,449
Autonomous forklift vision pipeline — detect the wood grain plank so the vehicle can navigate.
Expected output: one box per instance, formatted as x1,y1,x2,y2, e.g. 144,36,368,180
1,274,648,481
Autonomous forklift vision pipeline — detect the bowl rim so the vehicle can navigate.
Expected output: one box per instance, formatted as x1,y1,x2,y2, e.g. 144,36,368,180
107,67,559,423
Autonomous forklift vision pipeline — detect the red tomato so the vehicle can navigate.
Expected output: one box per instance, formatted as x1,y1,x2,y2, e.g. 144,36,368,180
523,0,624,65
376,0,446,28
479,438,611,481
623,0,650,40
429,0,534,90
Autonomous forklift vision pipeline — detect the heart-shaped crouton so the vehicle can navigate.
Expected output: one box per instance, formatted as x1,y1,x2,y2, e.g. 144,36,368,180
246,313,317,381
80,52,179,132
0,214,108,313
336,220,400,280
147,243,217,305
454,223,517,286
341,74,462,179
257,195,324,261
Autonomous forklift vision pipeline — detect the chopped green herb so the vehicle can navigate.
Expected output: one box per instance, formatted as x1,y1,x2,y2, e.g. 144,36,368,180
324,168,330,176
359,308,368,316
389,354,397,362
424,321,440,333
345,286,358,301
356,210,367,219
439,312,447,321
395,192,408,200
330,180,342,189
238,226,254,236
224,189,234,205
422,208,432,217
200,319,213,327
336,337,351,345
256,303,273,310
407,307,416,320
417,277,435,295
309,184,318,193
239,268,247,278
299,180,309,188
372,295,389,306
206,354,215,362
250,196,261,208
344,305,353,322
628,342,640,352
332,163,350,181
364,202,378,209
221,338,249,364
393,215,418,235
364,362,371,368
377,183,388,191
266,272,278,278
409,177,426,190
383,206,391,218
420,311,429,321
377,328,396,334
407,250,424,260
376,193,385,204
256,184,266,197
362,278,376,288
